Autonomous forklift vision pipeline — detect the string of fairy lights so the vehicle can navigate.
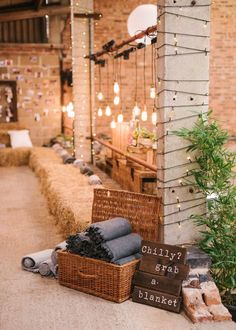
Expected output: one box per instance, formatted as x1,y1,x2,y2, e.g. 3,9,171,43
155,1,212,231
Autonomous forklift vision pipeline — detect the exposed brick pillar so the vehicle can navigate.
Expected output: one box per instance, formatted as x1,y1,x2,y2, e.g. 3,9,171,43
71,0,94,162
156,0,210,244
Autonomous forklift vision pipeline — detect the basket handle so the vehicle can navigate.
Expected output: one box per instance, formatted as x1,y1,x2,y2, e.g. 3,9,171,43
77,270,98,280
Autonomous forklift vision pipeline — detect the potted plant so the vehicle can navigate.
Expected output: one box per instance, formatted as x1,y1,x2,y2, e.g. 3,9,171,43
175,112,236,321
135,127,156,147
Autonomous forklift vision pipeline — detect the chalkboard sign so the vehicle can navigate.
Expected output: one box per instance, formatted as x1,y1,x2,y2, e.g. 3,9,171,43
132,241,189,313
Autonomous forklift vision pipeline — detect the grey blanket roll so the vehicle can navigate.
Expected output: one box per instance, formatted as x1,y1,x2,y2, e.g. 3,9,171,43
86,217,132,244
51,241,67,265
39,258,56,276
100,233,142,262
73,159,86,168
88,174,102,185
62,154,76,164
80,164,94,176
21,249,53,273
113,253,141,265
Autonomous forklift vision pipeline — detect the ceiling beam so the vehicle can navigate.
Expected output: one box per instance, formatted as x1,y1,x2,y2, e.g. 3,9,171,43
0,2,34,13
0,5,70,22
35,0,44,11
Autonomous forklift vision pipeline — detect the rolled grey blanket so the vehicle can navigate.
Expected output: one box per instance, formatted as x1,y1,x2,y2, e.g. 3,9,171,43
86,217,132,244
62,154,76,164
52,143,62,151
57,149,69,157
21,249,53,273
80,164,94,176
88,174,102,185
73,159,86,168
51,241,67,265
100,233,142,262
113,253,141,265
39,258,56,276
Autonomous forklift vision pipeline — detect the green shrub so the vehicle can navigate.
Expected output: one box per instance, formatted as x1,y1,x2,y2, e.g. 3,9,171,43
175,112,236,302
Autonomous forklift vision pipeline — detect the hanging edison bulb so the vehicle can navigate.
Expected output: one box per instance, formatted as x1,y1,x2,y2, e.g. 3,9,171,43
98,107,103,117
114,95,120,105
117,113,123,123
150,85,156,99
141,105,148,122
113,81,120,94
97,92,103,101
151,110,157,125
133,102,141,117
105,105,111,116
110,119,116,129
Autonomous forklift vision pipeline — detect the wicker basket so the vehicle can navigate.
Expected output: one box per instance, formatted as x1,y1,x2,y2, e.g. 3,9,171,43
58,252,139,302
58,188,161,302
92,188,161,241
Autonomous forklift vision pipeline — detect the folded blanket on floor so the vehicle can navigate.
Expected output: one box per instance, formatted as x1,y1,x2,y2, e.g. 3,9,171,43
62,154,76,164
113,253,141,265
39,258,56,276
86,217,132,244
21,249,53,273
100,233,142,262
88,174,102,185
51,241,67,265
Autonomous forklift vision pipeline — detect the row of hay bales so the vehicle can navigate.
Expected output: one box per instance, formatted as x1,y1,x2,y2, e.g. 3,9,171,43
0,147,96,237
29,148,95,237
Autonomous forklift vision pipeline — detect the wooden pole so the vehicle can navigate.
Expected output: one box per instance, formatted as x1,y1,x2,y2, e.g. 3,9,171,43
86,24,157,58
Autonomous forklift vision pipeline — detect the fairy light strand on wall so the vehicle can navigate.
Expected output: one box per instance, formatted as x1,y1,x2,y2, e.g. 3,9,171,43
155,1,212,233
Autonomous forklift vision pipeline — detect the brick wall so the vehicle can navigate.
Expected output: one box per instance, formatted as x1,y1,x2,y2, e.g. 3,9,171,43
61,0,236,138
0,45,61,146
209,0,236,136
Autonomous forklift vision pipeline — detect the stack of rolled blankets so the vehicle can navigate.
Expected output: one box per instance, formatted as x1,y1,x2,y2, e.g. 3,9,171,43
66,217,141,265
21,241,67,277
52,143,76,164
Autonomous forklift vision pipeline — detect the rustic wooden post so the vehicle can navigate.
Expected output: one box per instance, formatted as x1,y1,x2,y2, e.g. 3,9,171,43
156,0,210,244
71,0,94,162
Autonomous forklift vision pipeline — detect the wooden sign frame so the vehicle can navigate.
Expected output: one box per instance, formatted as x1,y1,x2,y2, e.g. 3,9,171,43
133,270,182,296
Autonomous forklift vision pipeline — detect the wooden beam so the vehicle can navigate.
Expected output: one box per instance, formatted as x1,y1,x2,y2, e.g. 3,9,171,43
0,5,70,22
94,137,157,172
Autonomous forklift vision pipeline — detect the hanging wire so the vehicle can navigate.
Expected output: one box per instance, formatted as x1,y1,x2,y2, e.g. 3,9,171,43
119,57,122,111
151,43,154,86
98,64,101,92
134,49,138,103
106,59,109,100
143,39,146,106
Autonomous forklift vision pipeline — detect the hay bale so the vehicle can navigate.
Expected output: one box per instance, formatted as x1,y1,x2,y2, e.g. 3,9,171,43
0,148,31,166
40,164,95,237
29,147,62,177
29,148,95,237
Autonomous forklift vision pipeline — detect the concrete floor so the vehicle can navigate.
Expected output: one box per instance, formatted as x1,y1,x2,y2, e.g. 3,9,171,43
0,166,235,330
